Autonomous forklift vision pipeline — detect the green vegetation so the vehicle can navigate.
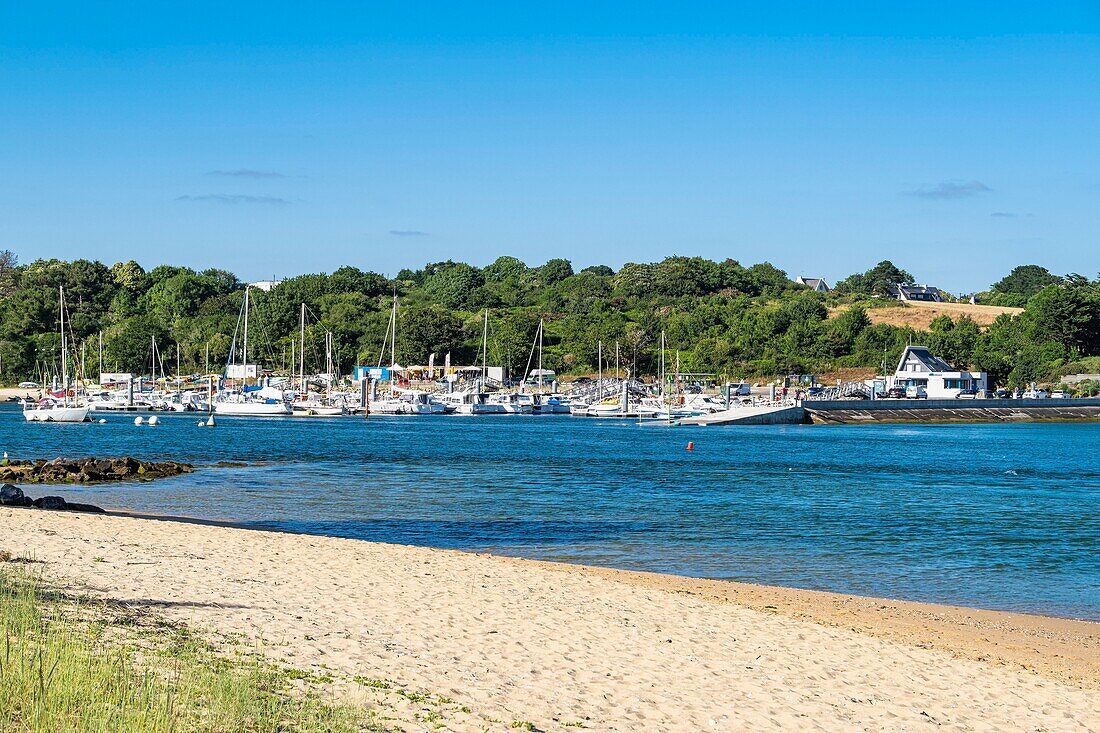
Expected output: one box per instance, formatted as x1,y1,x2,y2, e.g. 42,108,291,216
1,248,1098,388
0,566,382,733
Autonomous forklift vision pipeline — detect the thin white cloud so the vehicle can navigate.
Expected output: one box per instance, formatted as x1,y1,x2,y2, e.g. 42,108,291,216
177,194,291,205
909,180,992,200
206,169,286,178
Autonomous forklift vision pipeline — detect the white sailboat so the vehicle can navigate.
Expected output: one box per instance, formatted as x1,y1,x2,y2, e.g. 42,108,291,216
369,296,445,415
214,285,291,416
24,286,91,423
289,303,345,416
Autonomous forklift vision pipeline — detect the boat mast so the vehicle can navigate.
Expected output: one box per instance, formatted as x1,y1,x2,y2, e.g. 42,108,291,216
59,286,68,406
660,330,667,405
151,335,156,393
242,286,250,386
481,308,488,384
390,295,397,397
538,319,544,391
176,343,181,393
326,332,334,380
597,340,603,402
299,302,306,394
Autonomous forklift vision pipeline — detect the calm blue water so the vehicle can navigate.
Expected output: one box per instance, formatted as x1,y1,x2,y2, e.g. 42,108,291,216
2,404,1098,620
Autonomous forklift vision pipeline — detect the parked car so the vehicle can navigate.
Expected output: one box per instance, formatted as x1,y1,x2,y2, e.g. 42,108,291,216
994,388,1012,399
954,388,979,399
1051,390,1070,399
886,386,906,399
1022,388,1050,399
904,384,927,399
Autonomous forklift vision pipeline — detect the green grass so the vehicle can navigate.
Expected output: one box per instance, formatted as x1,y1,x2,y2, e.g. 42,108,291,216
0,566,384,732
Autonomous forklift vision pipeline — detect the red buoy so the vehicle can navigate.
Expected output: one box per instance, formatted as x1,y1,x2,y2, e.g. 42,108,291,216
686,441,695,452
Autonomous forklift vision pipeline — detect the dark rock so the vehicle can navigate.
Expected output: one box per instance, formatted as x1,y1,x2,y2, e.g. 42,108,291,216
65,502,106,514
34,496,68,510
1,483,25,506
0,456,191,484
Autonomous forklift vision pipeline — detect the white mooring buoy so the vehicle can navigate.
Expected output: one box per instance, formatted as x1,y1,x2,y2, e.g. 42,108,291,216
134,416,145,426
148,415,159,426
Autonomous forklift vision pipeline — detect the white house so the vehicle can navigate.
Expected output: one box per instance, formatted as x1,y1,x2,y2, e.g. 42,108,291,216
249,280,283,292
796,276,830,292
890,345,987,399
886,283,942,302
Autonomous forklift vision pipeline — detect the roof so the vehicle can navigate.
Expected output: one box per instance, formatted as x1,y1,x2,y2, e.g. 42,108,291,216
887,283,942,297
895,345,955,374
796,276,830,291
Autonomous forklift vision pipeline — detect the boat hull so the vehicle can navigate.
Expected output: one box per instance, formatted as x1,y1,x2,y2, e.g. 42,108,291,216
214,401,292,416
291,404,345,416
23,406,91,423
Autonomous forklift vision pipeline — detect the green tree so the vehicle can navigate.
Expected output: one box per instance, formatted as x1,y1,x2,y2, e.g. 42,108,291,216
425,262,484,309
835,260,915,296
483,256,528,282
538,258,574,285
399,305,464,364
991,265,1061,300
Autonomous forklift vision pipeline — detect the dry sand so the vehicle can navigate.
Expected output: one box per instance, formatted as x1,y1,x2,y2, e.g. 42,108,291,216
3,508,1098,732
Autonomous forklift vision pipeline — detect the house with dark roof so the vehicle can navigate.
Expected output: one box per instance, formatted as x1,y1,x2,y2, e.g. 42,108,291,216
885,283,942,302
890,345,987,398
795,276,831,292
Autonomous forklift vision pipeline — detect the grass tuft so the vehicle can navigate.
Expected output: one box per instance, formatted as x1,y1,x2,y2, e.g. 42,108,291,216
0,567,385,732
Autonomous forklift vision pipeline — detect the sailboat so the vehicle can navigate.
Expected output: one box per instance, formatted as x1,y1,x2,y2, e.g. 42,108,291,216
369,296,445,415
289,303,344,416
442,309,507,414
23,286,91,423
522,318,569,413
214,286,291,416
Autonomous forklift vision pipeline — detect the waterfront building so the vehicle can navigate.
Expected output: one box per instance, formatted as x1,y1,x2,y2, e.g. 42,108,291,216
890,345,987,399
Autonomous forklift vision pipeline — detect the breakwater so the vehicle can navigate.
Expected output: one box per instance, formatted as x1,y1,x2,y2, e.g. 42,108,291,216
804,398,1100,424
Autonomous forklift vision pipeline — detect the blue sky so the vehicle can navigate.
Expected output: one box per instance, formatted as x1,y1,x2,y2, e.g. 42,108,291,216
1,2,1098,293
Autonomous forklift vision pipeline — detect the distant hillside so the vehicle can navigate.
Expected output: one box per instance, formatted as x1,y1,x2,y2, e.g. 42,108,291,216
831,300,1023,332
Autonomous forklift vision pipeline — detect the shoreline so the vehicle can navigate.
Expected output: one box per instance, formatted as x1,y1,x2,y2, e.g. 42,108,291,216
114,506,1098,620
103,507,1100,690
4,507,1099,732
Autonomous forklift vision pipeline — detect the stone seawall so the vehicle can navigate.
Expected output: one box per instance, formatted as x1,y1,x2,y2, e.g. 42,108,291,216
804,398,1100,424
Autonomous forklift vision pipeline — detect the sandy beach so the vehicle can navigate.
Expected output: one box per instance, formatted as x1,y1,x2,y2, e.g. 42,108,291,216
2,508,1098,732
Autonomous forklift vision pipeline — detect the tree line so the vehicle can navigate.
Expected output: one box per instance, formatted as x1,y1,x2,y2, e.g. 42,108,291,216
1,249,1098,390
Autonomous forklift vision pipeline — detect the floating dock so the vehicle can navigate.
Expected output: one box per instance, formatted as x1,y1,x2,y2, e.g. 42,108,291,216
679,404,805,426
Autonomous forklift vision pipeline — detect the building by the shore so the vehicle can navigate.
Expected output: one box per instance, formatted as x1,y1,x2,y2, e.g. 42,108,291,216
889,345,986,399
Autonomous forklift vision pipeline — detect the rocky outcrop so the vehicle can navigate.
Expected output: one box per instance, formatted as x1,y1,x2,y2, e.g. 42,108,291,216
0,484,104,513
0,456,193,484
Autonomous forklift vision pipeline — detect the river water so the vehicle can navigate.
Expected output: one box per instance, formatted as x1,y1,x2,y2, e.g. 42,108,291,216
2,405,1098,620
